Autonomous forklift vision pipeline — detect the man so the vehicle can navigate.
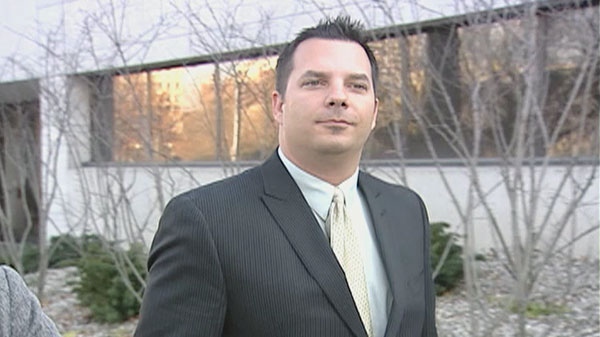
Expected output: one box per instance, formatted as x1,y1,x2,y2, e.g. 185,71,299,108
135,16,437,337
0,265,61,337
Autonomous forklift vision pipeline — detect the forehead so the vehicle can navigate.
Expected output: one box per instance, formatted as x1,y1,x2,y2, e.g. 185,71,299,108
290,38,372,79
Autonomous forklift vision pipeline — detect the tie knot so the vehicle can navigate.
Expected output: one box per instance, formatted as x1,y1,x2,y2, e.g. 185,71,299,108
332,188,345,205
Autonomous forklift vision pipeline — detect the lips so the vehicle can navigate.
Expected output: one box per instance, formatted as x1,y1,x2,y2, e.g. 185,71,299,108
317,119,354,126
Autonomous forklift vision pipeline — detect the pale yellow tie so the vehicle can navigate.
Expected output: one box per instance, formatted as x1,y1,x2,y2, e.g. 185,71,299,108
327,188,373,337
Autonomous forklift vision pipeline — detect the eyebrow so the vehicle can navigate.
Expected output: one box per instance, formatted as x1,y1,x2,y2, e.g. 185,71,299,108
300,70,371,83
347,73,370,83
300,70,327,79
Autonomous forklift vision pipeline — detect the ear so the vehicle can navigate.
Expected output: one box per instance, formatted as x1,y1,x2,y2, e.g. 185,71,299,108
371,98,379,130
272,91,284,125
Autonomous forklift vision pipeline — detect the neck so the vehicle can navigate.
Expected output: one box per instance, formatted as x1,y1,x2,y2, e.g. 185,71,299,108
280,147,360,186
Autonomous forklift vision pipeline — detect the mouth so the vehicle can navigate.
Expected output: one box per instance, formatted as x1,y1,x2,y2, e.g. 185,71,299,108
316,119,354,126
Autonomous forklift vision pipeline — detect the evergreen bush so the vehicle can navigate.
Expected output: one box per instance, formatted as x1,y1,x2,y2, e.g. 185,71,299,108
48,234,82,268
430,222,464,295
1,234,96,272
74,238,147,323
0,243,40,273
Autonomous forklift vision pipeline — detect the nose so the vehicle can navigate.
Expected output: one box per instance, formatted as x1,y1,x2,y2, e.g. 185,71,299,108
326,81,348,108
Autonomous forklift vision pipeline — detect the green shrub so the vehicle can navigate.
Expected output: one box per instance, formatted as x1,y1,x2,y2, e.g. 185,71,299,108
430,222,464,295
74,239,147,323
0,243,40,273
48,234,82,268
0,234,148,324
0,234,102,272
21,243,41,273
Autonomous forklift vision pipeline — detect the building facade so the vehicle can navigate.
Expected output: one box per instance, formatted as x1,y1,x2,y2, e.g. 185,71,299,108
0,0,598,257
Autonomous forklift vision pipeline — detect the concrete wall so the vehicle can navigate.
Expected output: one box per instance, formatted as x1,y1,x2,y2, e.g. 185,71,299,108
46,155,599,257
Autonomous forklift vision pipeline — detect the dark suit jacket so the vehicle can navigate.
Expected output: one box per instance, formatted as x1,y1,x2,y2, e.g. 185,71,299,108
134,153,437,337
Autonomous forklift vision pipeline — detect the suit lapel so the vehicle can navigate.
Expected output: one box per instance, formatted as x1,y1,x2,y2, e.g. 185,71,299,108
260,154,367,337
359,173,408,337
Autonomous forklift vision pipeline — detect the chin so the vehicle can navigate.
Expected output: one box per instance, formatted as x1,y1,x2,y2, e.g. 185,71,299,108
315,142,356,156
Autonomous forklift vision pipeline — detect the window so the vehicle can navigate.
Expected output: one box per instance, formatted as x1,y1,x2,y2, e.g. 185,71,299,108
91,57,278,163
0,100,40,242
89,7,598,164
365,8,598,161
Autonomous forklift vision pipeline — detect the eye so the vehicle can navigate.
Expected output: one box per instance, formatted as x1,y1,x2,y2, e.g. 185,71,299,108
350,82,368,91
302,79,325,87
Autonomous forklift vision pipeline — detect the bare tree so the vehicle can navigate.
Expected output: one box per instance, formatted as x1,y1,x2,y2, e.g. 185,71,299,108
0,1,596,335
364,2,598,336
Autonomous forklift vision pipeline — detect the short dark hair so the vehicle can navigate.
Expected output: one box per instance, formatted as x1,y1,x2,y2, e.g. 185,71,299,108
275,16,378,98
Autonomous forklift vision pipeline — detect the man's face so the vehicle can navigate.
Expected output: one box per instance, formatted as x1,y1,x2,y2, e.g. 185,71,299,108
272,38,378,163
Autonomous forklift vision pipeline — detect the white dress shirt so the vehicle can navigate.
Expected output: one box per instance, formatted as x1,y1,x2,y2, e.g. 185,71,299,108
278,148,392,337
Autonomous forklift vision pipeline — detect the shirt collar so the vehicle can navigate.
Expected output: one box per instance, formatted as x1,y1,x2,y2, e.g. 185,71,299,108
278,148,359,221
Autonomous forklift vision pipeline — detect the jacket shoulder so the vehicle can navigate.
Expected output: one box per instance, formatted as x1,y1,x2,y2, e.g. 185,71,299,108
163,166,264,217
180,166,262,199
